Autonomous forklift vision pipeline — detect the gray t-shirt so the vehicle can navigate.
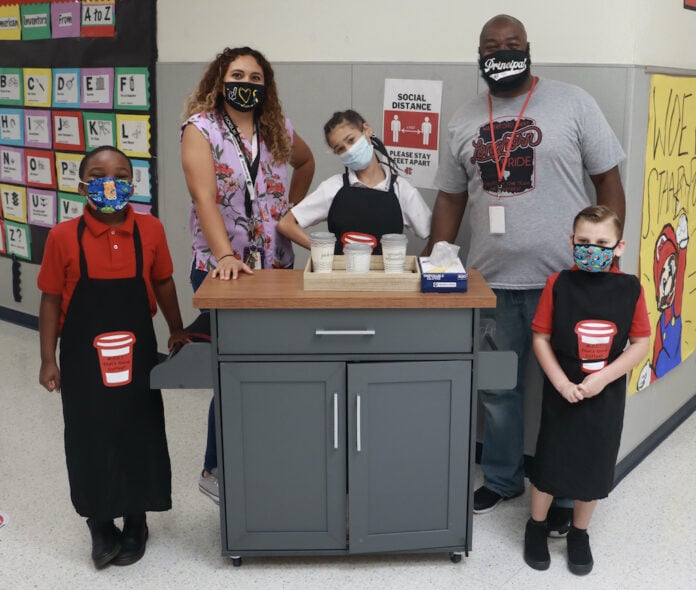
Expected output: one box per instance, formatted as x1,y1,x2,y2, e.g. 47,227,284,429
436,78,625,289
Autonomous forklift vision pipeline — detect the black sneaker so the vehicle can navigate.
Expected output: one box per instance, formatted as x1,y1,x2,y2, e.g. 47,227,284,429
567,525,594,575
473,485,524,514
524,518,550,570
547,505,573,538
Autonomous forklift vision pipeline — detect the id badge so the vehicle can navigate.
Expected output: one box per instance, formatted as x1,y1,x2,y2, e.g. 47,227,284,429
243,246,264,269
489,204,505,235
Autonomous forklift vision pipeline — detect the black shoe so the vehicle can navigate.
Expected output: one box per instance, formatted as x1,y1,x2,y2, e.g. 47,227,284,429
524,518,550,570
87,519,121,569
547,505,573,538
473,485,524,514
567,525,594,575
112,514,148,566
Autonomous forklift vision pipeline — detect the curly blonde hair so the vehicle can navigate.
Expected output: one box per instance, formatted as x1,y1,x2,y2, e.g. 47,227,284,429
182,46,292,164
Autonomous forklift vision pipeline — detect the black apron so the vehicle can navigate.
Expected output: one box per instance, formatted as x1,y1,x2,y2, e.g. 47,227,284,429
327,170,403,254
59,217,171,521
531,270,640,501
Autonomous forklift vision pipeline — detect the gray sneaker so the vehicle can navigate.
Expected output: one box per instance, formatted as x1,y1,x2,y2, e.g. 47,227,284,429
198,468,220,504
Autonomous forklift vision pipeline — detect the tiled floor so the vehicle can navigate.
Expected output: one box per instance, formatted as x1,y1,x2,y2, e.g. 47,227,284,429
1,321,694,589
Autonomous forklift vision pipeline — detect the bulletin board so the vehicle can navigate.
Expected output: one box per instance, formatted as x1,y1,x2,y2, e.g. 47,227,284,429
0,0,157,265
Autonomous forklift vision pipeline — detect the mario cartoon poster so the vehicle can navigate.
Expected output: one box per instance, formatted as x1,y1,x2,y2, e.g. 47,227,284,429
633,74,696,392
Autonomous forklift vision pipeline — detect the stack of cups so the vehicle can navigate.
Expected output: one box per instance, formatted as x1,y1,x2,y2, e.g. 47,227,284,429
344,242,372,272
381,233,408,273
309,232,336,273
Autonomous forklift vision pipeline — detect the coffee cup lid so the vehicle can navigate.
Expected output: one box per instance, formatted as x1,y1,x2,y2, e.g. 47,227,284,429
310,231,336,243
381,233,407,243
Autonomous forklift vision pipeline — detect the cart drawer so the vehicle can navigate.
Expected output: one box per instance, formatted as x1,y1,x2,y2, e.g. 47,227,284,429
215,309,473,355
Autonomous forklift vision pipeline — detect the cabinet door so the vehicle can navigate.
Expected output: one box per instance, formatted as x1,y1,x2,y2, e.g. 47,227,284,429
347,361,471,554
219,362,346,550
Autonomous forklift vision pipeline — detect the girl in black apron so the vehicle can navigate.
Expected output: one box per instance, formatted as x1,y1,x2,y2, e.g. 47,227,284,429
38,146,188,568
523,206,650,576
278,110,431,254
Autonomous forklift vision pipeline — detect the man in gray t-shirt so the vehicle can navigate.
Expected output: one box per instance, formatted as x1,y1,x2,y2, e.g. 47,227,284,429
425,14,626,528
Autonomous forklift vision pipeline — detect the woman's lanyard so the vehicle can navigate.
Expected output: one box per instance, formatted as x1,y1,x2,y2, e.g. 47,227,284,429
221,111,260,219
487,77,537,195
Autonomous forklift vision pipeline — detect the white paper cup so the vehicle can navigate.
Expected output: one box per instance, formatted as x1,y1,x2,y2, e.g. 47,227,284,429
344,242,372,272
381,233,408,273
309,232,336,273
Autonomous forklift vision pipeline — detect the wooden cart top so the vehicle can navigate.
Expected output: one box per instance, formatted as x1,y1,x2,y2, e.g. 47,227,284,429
193,268,496,310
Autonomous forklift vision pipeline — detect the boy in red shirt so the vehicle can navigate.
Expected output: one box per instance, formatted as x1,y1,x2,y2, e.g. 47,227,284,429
38,146,188,568
524,205,650,575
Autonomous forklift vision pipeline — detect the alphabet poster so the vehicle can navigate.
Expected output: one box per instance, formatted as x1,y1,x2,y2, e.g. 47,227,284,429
0,0,157,264
632,74,696,393
383,78,442,190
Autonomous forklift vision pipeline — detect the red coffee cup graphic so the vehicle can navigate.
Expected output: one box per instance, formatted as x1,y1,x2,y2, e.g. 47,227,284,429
93,331,136,386
574,320,617,373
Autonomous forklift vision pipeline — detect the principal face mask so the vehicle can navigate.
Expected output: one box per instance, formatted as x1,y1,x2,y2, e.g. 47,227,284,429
223,81,265,112
479,49,531,92
339,135,374,171
80,177,132,214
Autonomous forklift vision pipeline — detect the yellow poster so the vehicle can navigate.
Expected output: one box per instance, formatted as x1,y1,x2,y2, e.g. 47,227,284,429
0,5,21,41
632,74,696,393
23,68,53,108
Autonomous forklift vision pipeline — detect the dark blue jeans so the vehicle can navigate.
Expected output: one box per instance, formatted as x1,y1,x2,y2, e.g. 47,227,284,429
479,288,542,497
191,267,217,473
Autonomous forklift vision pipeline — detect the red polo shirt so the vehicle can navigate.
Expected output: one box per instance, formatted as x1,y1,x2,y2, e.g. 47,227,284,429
38,206,174,332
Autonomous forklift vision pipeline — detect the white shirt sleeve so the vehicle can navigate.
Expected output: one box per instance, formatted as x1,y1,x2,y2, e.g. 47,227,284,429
290,174,344,228
395,177,432,239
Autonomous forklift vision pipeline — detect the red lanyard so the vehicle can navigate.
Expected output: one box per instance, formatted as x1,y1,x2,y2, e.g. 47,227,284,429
487,77,537,193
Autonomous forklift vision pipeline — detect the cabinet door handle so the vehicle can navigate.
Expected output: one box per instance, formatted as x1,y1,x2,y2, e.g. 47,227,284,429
356,394,362,452
333,392,339,450
315,329,376,336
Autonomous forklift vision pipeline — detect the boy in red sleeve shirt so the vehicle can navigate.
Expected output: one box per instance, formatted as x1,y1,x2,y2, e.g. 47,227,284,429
523,205,650,576
38,146,188,569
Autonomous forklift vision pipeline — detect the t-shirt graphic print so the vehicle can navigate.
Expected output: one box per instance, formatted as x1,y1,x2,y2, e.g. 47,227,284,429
470,116,541,197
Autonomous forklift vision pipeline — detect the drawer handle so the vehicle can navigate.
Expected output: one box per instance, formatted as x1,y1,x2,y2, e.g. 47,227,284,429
356,395,362,452
315,329,376,336
333,393,339,450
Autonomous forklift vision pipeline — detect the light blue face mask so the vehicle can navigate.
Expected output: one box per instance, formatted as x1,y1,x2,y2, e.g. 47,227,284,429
339,135,374,171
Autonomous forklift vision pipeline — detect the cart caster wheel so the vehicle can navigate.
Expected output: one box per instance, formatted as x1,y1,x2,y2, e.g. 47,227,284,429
449,552,463,563
231,556,242,567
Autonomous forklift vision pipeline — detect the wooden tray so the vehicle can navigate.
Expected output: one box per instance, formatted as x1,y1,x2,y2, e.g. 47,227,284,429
303,255,421,291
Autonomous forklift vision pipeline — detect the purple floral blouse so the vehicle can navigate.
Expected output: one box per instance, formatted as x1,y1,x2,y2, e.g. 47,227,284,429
183,110,295,270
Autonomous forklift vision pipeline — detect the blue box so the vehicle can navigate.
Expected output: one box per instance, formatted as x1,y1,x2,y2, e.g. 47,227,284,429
418,257,468,293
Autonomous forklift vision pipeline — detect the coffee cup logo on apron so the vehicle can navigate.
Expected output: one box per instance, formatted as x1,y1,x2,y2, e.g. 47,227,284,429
93,331,136,386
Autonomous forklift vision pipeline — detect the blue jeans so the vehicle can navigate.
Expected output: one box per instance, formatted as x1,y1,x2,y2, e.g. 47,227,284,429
479,288,542,497
191,267,217,473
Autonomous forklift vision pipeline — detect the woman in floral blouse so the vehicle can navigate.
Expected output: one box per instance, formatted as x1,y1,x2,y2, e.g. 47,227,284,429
181,46,314,502
182,46,314,280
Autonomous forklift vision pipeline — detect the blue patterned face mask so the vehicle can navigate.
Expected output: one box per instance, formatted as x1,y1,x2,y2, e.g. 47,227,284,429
80,177,132,214
573,243,618,272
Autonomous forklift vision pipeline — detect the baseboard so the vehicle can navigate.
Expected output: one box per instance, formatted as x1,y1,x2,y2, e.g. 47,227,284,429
0,306,38,330
613,395,696,487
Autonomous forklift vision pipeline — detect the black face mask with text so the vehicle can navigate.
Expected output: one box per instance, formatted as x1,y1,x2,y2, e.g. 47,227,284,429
478,49,531,93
